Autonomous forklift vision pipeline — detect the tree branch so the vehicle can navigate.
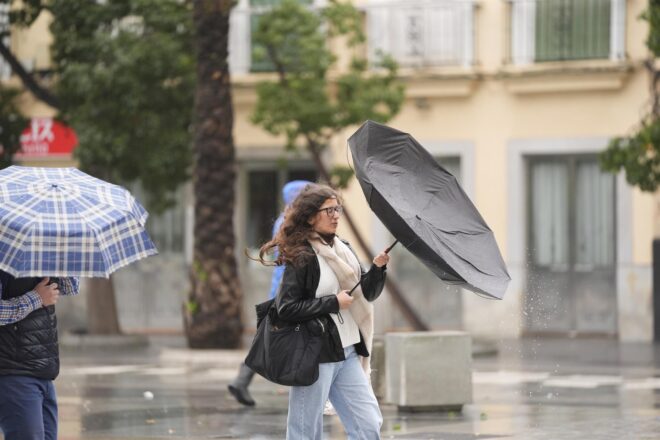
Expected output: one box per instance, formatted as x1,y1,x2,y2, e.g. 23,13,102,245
267,45,289,87
0,37,60,109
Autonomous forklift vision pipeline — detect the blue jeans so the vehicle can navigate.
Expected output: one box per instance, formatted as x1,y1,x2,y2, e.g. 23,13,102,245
287,346,382,440
0,375,58,440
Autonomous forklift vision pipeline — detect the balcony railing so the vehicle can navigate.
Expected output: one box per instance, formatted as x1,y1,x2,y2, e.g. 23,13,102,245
366,0,477,69
228,0,477,74
507,0,626,65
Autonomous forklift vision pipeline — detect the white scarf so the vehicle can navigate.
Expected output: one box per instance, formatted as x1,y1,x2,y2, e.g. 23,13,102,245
309,234,375,378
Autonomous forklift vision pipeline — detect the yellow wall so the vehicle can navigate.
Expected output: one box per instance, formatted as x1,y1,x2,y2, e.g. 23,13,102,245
228,0,655,339
6,0,655,338
5,9,55,118
230,0,654,267
12,12,52,73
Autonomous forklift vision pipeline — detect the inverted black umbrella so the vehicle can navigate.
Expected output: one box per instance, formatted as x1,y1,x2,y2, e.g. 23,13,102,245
347,120,510,299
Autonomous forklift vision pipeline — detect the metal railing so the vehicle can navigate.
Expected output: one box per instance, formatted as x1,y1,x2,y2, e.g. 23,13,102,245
506,0,626,65
365,0,477,68
228,0,477,74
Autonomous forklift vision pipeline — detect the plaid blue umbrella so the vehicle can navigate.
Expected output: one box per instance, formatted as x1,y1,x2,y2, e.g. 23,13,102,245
0,166,158,278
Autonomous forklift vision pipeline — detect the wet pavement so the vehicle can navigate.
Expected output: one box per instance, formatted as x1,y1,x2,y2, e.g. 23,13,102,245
37,337,660,439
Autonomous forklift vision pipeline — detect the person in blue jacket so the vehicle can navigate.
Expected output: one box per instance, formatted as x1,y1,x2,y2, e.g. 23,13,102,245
228,180,311,406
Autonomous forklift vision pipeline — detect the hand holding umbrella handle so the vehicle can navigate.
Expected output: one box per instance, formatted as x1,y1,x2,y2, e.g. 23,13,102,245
347,240,398,296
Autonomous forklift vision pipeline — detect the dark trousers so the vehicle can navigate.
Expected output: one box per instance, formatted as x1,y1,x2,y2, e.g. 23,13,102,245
0,375,58,440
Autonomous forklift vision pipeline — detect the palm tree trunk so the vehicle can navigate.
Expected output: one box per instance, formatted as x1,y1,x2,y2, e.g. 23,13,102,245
82,170,122,335
185,0,242,348
86,277,121,334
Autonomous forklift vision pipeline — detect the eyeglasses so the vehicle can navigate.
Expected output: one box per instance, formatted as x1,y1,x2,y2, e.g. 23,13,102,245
318,205,344,217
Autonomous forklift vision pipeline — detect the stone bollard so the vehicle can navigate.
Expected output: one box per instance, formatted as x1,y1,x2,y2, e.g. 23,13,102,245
385,331,472,412
370,337,386,400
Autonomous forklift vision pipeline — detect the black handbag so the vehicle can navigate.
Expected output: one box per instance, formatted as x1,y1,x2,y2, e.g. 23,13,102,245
245,298,325,386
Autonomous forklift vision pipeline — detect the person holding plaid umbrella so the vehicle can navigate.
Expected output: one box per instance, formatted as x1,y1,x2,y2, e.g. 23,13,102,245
0,166,157,440
0,273,79,440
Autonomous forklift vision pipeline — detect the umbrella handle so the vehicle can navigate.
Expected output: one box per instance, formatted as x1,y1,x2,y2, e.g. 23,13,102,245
347,240,398,296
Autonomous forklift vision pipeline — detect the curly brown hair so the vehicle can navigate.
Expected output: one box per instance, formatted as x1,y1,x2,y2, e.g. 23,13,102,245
258,183,341,268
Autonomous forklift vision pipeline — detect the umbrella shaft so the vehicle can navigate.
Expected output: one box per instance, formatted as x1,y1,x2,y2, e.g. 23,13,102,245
385,240,399,254
347,240,398,296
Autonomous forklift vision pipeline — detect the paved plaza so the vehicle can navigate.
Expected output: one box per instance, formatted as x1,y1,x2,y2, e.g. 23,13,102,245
27,337,660,439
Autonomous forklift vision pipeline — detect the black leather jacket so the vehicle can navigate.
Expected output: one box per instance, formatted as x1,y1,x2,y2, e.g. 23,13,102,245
275,241,386,363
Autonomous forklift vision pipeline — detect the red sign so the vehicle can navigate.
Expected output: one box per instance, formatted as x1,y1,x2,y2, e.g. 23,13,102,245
17,118,78,158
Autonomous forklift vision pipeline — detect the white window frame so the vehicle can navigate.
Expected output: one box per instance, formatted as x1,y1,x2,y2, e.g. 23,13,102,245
507,137,638,338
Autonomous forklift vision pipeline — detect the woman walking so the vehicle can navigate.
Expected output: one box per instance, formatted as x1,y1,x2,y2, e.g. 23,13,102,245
257,183,389,440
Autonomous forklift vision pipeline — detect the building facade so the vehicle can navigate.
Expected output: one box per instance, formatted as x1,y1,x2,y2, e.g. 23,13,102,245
3,0,655,341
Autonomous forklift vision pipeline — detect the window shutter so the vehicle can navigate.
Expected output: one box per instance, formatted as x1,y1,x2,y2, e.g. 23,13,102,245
535,0,562,61
535,0,611,62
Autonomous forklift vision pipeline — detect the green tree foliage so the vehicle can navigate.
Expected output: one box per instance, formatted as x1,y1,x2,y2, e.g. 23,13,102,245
50,0,195,212
643,1,660,57
1,0,60,107
601,120,660,192
1,0,196,335
5,0,45,26
600,1,660,191
0,1,30,169
251,0,404,186
1,0,195,212
0,86,27,168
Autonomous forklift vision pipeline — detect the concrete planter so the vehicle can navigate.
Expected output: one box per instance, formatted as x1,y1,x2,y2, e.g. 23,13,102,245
385,331,472,412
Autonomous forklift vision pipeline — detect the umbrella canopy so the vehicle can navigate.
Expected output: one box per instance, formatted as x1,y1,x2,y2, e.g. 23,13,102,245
348,121,510,299
0,166,157,278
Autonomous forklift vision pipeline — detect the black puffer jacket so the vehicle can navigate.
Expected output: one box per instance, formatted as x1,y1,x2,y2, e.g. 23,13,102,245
275,241,386,364
0,272,59,380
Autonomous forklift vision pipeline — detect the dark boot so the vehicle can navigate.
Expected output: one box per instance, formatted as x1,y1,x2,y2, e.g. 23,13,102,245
228,363,256,406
